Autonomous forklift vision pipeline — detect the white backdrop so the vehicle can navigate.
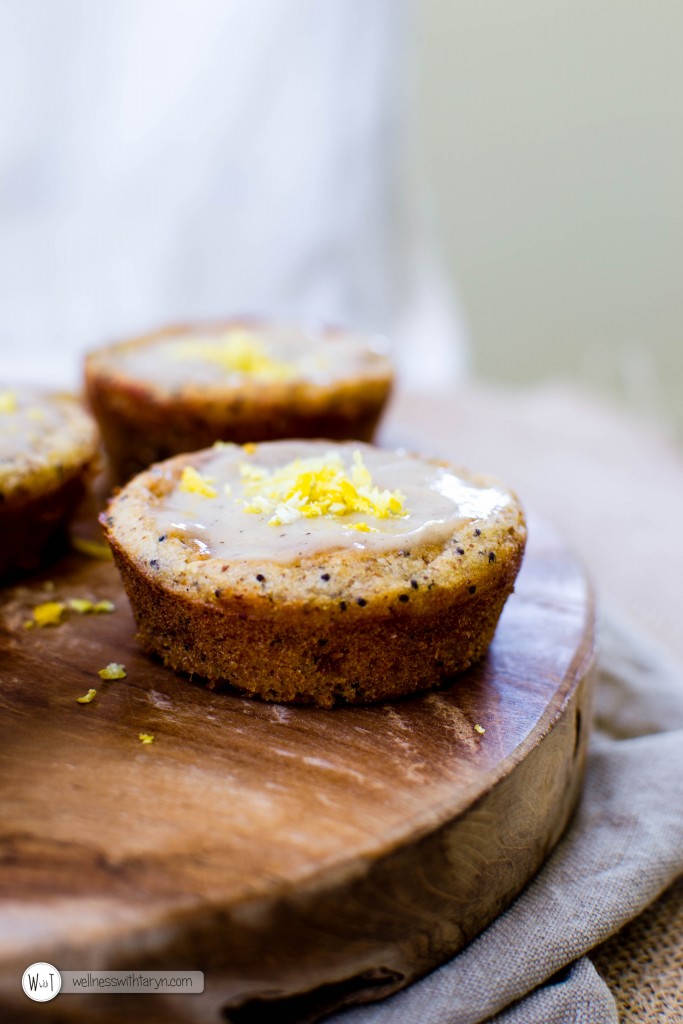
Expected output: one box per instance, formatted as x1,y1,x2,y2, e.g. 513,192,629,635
0,0,466,391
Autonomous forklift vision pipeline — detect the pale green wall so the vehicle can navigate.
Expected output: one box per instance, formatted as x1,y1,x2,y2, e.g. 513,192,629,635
414,1,683,431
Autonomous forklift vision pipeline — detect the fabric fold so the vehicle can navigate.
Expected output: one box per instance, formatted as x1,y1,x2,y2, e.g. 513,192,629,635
331,609,683,1023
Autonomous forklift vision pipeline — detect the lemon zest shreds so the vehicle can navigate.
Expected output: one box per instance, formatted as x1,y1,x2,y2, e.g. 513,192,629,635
172,329,294,381
0,391,17,413
179,465,217,498
139,733,155,745
239,450,407,528
77,688,97,704
474,723,486,735
32,601,66,627
98,662,126,680
93,600,115,613
71,536,114,560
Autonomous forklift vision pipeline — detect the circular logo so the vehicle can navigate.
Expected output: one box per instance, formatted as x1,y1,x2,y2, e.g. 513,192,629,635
21,963,62,1002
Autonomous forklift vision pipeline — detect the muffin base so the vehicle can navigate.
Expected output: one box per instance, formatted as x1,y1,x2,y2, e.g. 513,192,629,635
0,472,88,580
89,385,388,484
109,540,521,706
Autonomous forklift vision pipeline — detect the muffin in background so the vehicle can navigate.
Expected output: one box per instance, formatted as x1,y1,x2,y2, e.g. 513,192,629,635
0,388,99,579
84,321,393,483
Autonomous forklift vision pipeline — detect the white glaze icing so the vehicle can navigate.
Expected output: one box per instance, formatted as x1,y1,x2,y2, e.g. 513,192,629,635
0,390,65,464
150,441,512,564
116,325,389,389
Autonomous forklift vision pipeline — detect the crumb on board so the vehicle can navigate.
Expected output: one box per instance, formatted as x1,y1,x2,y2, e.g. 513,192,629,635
98,663,126,680
76,688,97,704
474,723,486,735
24,597,115,628
71,536,114,560
67,597,116,615
138,733,155,745
28,601,66,628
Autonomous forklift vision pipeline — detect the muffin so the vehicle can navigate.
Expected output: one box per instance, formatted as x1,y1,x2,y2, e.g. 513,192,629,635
102,440,526,706
0,388,99,579
85,321,393,483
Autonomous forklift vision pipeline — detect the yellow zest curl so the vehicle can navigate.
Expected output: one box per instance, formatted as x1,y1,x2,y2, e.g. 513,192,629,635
240,449,406,528
172,329,293,381
179,466,217,498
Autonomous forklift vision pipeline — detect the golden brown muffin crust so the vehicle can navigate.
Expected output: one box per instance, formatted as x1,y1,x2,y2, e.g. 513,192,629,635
0,389,99,578
102,442,526,705
85,321,393,482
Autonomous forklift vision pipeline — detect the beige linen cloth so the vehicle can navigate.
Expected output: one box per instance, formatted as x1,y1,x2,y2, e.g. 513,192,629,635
333,608,683,1024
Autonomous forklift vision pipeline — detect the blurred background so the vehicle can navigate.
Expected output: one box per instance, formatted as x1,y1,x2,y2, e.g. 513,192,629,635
413,0,683,435
1,0,682,435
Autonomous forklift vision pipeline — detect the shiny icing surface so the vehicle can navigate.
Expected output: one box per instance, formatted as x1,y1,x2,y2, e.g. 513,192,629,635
150,441,513,563
116,325,389,388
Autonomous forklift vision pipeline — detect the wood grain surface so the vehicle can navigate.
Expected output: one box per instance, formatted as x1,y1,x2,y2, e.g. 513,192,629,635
0,515,595,1024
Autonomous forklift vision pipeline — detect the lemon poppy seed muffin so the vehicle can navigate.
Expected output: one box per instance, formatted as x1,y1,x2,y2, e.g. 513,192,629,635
102,440,526,706
0,388,99,579
85,320,393,483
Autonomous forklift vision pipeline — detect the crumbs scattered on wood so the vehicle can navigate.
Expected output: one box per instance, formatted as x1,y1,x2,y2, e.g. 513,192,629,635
98,663,126,680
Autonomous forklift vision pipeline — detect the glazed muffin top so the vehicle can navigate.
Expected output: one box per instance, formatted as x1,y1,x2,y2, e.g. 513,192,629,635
0,388,98,501
86,322,393,397
103,441,526,616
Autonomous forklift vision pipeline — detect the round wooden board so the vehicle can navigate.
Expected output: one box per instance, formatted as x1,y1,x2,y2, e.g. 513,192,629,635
0,516,595,1024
